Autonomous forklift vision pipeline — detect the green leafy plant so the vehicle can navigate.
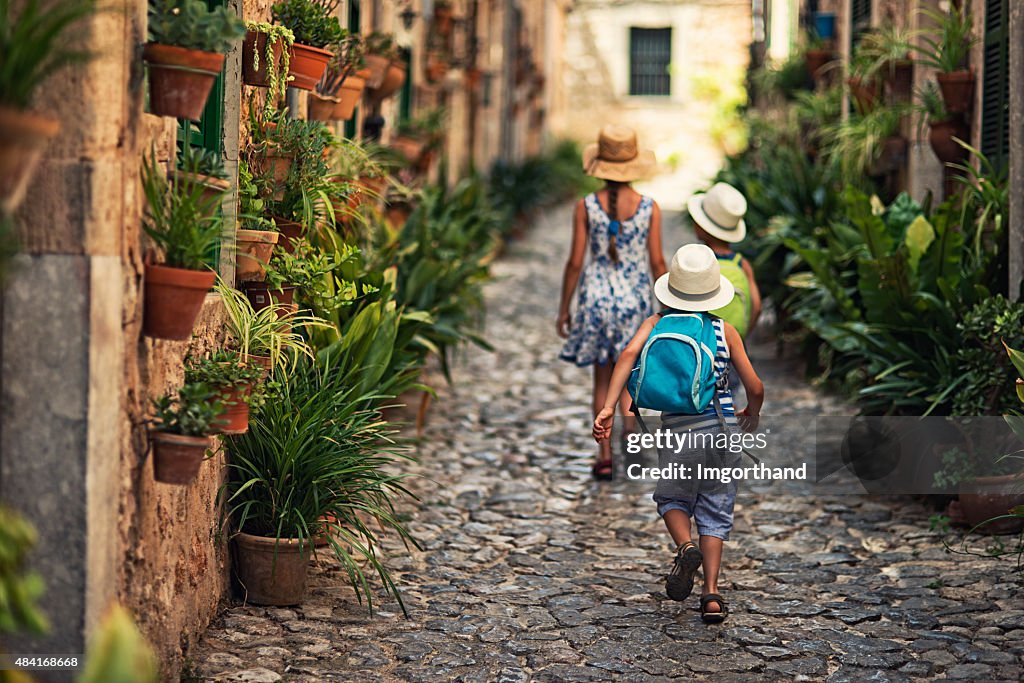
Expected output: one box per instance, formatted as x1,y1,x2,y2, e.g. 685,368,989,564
858,23,917,77
147,0,245,53
914,81,949,128
245,22,294,105
141,152,225,270
270,0,342,49
238,159,276,232
223,357,418,612
0,214,19,287
751,50,810,101
177,140,227,179
820,106,905,180
78,605,159,683
953,296,1024,416
214,279,327,371
316,30,365,97
396,107,447,151
151,382,226,436
0,0,95,110
0,506,47,635
185,350,264,407
912,5,977,73
364,30,400,60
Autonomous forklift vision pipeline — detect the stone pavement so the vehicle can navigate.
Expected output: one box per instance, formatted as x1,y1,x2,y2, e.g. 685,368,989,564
191,206,1024,682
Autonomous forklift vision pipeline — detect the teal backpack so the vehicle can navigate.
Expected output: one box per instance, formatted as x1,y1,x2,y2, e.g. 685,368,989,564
627,312,718,414
710,252,752,337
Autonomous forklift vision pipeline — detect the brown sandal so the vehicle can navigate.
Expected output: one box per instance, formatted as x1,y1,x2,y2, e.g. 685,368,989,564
591,459,613,481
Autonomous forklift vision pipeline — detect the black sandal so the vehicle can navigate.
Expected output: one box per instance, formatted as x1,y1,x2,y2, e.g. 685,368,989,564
700,593,728,623
665,541,703,601
591,459,613,481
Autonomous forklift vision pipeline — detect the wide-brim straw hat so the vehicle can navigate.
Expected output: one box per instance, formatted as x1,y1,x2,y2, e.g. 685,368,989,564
654,244,735,312
687,182,748,243
582,124,656,182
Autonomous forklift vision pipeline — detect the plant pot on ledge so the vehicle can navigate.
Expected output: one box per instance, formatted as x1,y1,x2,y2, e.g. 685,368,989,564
287,43,333,91
143,264,216,340
0,107,60,214
307,92,340,121
233,532,310,606
144,43,225,121
848,77,881,115
235,228,280,282
928,118,970,165
151,432,209,485
936,70,975,114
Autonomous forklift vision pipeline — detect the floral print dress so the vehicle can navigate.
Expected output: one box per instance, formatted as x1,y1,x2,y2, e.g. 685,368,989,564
560,192,655,367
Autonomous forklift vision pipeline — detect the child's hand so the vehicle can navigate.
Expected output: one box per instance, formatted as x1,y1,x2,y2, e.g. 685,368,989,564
557,310,571,338
593,407,614,443
738,407,759,433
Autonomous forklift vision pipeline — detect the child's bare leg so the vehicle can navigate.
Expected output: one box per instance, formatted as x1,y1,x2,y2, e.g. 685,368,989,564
592,362,613,464
663,510,693,546
699,536,724,612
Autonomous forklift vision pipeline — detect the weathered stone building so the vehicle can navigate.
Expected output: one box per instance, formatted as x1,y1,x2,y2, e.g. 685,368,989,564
0,0,570,678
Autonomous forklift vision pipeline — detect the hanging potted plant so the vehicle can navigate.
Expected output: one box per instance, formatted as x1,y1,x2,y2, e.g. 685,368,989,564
150,383,225,485
144,0,246,121
915,82,969,165
270,0,342,91
235,160,279,283
141,153,226,340
185,351,264,435
362,31,397,89
913,5,977,114
803,34,835,83
860,24,916,103
242,23,294,104
174,142,231,217
846,49,882,115
310,32,367,121
223,359,416,607
244,238,337,314
365,33,406,100
0,0,94,213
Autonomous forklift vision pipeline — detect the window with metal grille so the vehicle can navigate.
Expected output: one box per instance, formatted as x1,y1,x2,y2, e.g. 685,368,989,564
629,27,672,97
850,0,872,48
982,0,1010,169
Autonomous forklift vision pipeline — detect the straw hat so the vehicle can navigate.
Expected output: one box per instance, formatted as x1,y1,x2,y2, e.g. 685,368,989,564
654,244,736,312
687,182,748,243
582,125,656,182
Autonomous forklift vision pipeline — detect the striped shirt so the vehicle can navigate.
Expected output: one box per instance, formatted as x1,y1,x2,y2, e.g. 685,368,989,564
660,315,737,431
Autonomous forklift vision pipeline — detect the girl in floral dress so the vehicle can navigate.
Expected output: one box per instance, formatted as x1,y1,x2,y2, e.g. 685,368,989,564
557,125,666,480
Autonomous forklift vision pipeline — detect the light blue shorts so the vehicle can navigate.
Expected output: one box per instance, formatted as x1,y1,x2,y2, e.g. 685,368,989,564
654,489,737,541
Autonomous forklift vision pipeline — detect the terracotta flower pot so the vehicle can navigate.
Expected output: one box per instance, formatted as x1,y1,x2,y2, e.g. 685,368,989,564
848,76,881,115
869,135,907,177
426,57,449,84
371,61,407,100
333,72,367,120
259,148,293,201
235,228,280,282
0,106,60,214
390,136,426,164
242,30,286,88
307,92,340,121
928,118,971,165
242,281,296,311
173,171,230,216
884,60,914,103
143,264,215,340
958,475,1024,535
144,43,225,121
804,50,834,81
233,532,311,606
364,54,390,89
151,432,209,485
936,70,976,114
246,354,274,379
274,217,304,253
434,5,454,34
214,381,252,435
287,43,333,91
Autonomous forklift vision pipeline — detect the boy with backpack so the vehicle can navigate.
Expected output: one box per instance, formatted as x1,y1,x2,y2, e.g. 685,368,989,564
688,182,761,338
593,244,764,624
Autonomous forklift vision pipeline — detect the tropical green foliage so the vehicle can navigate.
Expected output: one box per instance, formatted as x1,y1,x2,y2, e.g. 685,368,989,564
912,5,977,73
178,141,227,179
0,0,94,109
151,382,225,436
224,358,416,611
147,0,245,53
141,153,225,270
185,350,264,394
78,606,159,683
0,507,47,635
270,0,342,49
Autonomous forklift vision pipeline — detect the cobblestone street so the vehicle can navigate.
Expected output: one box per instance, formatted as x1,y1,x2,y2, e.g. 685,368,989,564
193,206,1024,682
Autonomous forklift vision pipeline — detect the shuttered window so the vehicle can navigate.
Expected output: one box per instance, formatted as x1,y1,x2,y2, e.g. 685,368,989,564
344,0,361,140
850,0,871,48
629,28,672,97
981,0,1010,168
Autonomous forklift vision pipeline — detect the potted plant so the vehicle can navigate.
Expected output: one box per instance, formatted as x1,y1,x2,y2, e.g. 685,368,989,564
144,0,246,121
246,239,337,314
310,31,367,121
394,108,446,172
223,359,415,607
242,22,294,104
175,142,231,216
362,31,396,89
915,82,969,165
185,351,263,435
150,383,225,485
235,159,279,282
0,0,94,213
215,280,324,376
804,34,834,83
425,51,450,84
821,106,906,180
913,5,978,114
846,49,882,115
141,153,225,340
860,24,916,103
270,0,342,91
